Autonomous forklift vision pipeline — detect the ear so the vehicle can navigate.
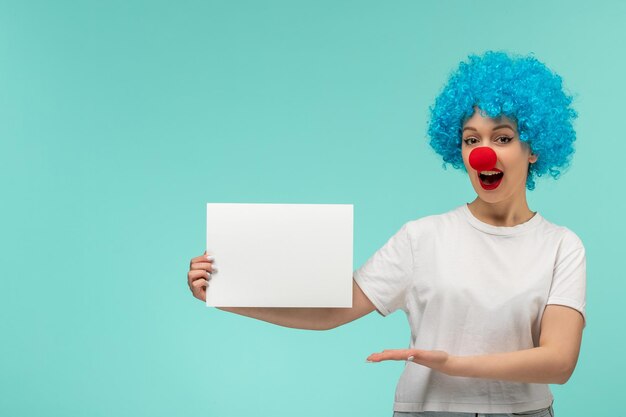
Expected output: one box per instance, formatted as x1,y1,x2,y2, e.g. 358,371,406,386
529,153,538,164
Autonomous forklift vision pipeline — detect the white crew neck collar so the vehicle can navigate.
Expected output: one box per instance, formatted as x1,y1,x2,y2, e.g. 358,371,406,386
459,203,543,236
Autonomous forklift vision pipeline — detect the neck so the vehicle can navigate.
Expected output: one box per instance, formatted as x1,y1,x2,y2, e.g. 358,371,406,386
467,195,535,227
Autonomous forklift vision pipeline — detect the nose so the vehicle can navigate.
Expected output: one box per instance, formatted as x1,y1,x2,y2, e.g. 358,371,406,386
469,147,497,171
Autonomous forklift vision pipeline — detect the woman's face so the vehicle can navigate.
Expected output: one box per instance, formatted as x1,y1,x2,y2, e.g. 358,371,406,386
461,108,537,204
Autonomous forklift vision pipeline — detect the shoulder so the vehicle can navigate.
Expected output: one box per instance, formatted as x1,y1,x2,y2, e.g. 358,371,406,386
402,206,464,238
536,218,586,271
538,215,585,251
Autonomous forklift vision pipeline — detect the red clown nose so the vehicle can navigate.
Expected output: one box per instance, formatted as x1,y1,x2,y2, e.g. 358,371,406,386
469,147,497,171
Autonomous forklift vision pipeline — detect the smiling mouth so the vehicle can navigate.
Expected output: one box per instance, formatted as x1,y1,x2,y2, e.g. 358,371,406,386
478,169,504,190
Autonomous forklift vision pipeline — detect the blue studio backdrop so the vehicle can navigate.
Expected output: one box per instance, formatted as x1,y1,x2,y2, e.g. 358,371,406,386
1,1,623,416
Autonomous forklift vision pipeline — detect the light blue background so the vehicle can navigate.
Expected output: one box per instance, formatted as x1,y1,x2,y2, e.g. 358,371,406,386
1,1,622,416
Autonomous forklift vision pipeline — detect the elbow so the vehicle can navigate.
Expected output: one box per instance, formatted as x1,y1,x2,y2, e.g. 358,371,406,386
308,324,332,331
312,310,344,331
317,320,340,331
555,361,576,385
308,319,337,331
555,373,570,385
558,367,575,385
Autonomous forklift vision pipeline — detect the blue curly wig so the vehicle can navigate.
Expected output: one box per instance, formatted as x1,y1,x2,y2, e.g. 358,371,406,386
427,50,578,190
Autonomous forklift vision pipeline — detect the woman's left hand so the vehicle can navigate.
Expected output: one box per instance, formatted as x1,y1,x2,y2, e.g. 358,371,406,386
366,349,454,375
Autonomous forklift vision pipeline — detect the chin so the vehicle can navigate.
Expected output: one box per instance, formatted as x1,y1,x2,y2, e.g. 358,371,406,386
476,194,504,205
471,181,507,204
474,191,498,203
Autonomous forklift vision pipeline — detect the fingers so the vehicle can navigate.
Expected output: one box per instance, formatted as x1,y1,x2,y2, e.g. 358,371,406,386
188,251,218,302
190,278,208,302
187,269,211,288
188,251,217,284
380,349,411,359
190,252,215,268
191,278,209,289
367,349,414,362
190,262,217,273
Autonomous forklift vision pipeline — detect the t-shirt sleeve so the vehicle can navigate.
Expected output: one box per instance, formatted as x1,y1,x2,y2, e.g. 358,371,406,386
546,230,587,329
353,222,414,317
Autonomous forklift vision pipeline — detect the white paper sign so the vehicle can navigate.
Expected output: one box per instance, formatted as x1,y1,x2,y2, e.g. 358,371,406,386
205,203,353,308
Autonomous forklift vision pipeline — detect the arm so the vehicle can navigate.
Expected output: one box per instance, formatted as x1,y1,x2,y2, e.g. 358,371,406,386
367,304,584,384
449,304,584,384
218,278,376,331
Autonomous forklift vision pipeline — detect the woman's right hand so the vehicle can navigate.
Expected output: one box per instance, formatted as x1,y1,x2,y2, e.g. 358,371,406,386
187,250,218,302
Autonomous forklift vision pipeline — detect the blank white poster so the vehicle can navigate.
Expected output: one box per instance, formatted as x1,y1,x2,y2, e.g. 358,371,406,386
205,203,353,308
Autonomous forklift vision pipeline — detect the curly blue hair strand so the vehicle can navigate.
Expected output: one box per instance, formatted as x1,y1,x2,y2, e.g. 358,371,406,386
427,50,578,190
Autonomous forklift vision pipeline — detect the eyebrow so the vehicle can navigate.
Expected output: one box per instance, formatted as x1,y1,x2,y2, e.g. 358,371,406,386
462,124,515,132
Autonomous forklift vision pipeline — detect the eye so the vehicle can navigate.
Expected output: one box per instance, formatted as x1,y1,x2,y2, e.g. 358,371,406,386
463,137,479,145
495,136,513,144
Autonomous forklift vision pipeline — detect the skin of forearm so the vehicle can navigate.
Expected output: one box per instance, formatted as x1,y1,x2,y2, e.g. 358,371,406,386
217,307,334,331
449,346,572,384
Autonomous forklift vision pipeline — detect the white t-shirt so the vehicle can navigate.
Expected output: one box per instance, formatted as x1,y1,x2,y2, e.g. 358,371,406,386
353,204,586,414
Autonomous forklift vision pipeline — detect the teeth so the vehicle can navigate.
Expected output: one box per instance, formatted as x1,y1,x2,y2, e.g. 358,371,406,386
480,170,501,175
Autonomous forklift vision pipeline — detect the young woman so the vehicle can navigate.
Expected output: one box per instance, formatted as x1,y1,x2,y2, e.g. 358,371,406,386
187,50,586,417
